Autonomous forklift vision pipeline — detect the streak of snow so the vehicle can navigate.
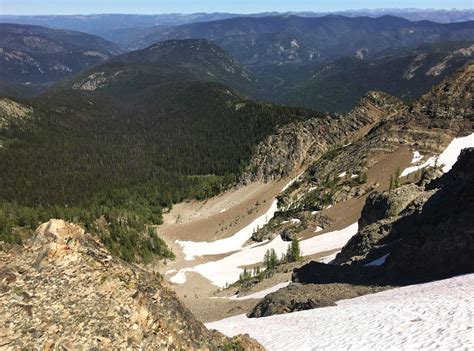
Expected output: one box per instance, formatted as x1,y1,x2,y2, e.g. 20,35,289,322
400,133,474,177
175,200,278,260
206,274,474,350
281,172,304,192
400,156,437,177
170,223,358,287
338,171,347,178
228,282,291,300
290,218,301,224
175,175,305,260
350,174,358,179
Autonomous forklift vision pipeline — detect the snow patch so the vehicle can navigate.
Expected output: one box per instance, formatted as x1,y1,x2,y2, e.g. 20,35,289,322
314,226,323,233
411,151,423,164
228,282,291,300
206,274,474,350
338,171,347,178
400,133,474,177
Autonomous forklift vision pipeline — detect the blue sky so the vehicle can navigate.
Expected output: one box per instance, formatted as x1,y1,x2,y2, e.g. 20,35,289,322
2,0,472,15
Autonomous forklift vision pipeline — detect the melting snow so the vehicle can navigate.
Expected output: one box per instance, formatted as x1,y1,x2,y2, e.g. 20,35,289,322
291,218,301,224
400,133,474,177
338,171,347,178
206,274,474,350
314,226,323,233
170,223,358,287
175,200,279,260
175,175,305,260
228,282,291,300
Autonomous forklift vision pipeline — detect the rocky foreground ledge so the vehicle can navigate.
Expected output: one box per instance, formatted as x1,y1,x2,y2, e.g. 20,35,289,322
0,219,263,350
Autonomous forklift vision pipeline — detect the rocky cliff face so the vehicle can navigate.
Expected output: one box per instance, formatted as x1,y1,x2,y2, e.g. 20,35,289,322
295,147,474,285
0,220,262,350
240,91,402,183
416,61,473,120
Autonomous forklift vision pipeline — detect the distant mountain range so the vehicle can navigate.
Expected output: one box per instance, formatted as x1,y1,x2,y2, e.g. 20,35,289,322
1,8,472,41
0,23,123,85
0,15,473,111
126,15,474,68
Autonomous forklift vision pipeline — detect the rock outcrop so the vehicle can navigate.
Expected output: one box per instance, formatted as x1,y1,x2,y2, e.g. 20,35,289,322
358,183,428,229
0,219,263,350
416,61,473,120
240,91,403,183
298,148,474,285
248,283,387,318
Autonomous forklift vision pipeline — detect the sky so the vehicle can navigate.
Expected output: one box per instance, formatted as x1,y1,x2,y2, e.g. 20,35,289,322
1,0,472,15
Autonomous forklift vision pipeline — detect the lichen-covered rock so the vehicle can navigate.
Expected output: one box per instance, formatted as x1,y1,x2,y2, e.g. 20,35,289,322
0,219,263,350
248,282,387,318
358,184,426,229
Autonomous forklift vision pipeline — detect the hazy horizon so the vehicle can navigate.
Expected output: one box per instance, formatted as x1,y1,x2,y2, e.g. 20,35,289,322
1,0,472,16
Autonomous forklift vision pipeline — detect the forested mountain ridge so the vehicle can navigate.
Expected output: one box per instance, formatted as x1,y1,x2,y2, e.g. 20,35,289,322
111,39,259,95
0,23,124,85
127,15,474,68
273,41,474,111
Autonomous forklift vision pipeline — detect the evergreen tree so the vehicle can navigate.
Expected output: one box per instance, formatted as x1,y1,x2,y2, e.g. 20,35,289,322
286,237,301,262
264,248,279,269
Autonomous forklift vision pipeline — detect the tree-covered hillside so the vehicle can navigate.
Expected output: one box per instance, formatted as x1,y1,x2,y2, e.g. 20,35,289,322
0,58,317,262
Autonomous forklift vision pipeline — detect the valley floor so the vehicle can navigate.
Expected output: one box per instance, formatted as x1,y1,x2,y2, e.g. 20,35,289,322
206,273,474,350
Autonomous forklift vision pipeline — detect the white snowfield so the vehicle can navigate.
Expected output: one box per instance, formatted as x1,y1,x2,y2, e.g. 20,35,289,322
170,222,359,287
401,133,474,177
206,274,474,350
